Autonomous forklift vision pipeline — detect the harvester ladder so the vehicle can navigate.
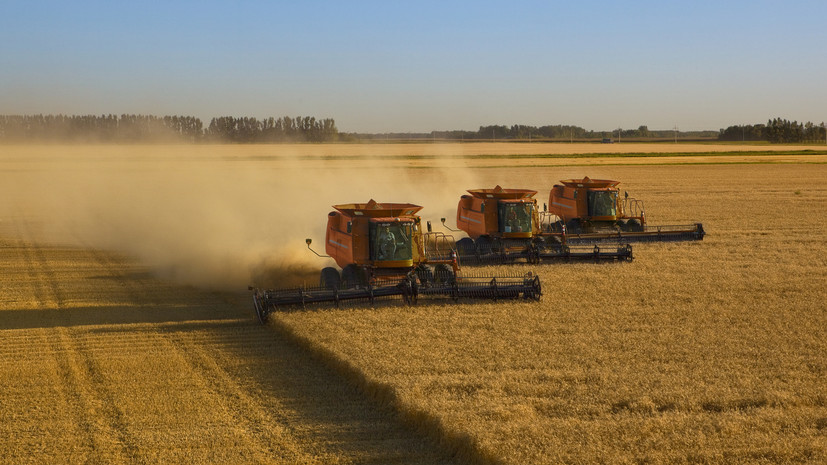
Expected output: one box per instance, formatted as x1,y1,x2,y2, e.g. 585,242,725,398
623,198,645,219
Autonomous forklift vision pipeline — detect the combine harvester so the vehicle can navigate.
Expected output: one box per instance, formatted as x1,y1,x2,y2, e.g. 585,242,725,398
250,200,541,323
544,177,705,243
444,186,634,264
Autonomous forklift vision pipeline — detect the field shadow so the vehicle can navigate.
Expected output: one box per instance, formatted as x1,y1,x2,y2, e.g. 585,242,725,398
2,292,462,464
0,289,244,331
0,232,465,463
175,318,461,464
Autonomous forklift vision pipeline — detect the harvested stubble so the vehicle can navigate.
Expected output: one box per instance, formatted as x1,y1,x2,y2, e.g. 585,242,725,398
0,221,459,464
274,163,827,464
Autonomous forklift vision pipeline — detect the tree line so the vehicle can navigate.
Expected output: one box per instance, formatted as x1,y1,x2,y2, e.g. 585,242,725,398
0,114,338,143
4,113,824,144
354,124,718,141
205,116,337,142
718,118,826,143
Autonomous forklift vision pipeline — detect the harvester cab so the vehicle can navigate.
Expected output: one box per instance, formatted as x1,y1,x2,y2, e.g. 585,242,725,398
448,186,633,264
320,200,456,286
250,199,542,323
456,186,540,239
546,177,642,233
544,176,705,242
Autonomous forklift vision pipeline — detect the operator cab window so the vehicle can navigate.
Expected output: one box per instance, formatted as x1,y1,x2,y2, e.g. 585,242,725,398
498,202,533,233
370,222,413,261
588,191,618,217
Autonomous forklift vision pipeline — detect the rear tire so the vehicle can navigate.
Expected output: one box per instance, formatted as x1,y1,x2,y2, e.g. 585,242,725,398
320,267,341,290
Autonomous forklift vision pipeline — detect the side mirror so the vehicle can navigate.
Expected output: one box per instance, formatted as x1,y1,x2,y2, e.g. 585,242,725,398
305,238,331,258
440,217,446,224
427,221,432,232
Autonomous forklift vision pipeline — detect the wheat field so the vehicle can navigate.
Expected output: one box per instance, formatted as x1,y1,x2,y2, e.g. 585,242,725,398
1,144,826,464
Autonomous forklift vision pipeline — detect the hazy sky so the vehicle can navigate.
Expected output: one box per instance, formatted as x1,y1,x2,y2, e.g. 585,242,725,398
2,1,825,132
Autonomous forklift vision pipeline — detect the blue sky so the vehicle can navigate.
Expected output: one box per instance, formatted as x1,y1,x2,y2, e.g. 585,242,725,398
1,1,825,132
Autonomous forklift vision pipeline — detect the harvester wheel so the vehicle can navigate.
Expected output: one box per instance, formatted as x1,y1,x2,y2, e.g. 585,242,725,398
547,220,564,233
543,235,562,248
616,219,629,231
434,264,455,285
415,264,433,286
475,236,492,255
456,237,475,257
320,267,341,290
566,219,582,234
525,275,542,300
527,243,540,264
627,219,643,232
342,264,366,288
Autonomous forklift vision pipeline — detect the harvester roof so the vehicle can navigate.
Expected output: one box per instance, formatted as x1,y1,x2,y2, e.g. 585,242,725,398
559,177,620,189
467,185,537,200
333,199,423,218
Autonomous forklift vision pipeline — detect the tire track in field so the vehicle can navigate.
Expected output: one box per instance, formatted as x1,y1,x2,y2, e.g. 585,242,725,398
75,245,305,462
9,219,102,461
84,240,458,463
9,219,458,463
67,237,316,462
12,216,141,464
163,320,458,465
161,326,317,463
93,251,339,462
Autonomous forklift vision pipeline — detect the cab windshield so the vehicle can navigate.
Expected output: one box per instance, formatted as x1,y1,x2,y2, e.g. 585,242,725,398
498,202,533,233
370,222,413,261
588,191,618,217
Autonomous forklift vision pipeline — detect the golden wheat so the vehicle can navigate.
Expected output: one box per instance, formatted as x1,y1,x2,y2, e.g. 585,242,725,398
1,144,825,464
274,163,827,464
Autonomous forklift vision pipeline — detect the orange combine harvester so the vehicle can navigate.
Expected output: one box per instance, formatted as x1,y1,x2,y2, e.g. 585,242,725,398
445,177,704,263
250,200,541,323
545,177,705,241
446,186,634,264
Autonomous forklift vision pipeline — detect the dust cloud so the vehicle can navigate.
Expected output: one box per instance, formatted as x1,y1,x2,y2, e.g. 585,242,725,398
0,145,481,291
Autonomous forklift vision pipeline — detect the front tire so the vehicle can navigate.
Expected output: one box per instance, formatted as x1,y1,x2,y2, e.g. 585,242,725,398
433,264,455,285
342,264,366,288
456,237,475,257
320,267,341,290
475,235,492,255
415,264,433,286
565,219,582,234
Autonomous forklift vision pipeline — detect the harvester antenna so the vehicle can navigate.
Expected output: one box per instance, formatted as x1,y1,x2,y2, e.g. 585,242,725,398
305,238,331,258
